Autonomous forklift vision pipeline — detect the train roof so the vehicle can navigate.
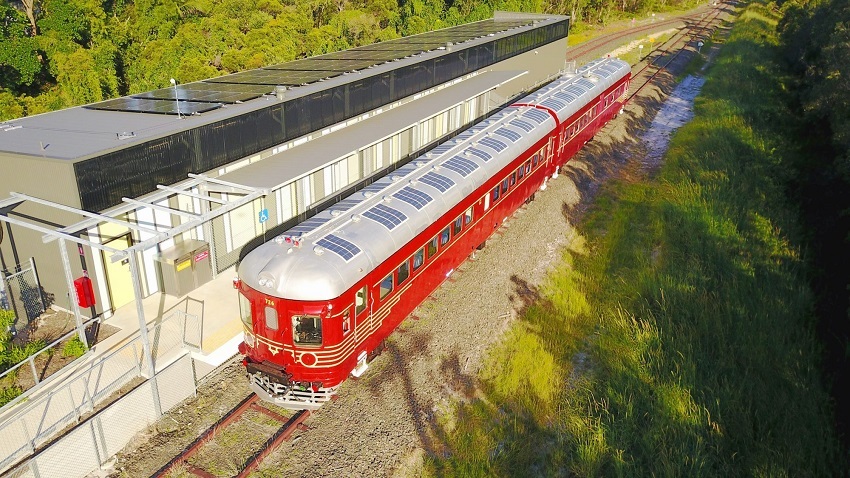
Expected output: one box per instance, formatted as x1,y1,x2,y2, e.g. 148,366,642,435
237,57,630,301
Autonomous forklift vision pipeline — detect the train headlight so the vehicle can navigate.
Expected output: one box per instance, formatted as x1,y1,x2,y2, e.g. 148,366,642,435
258,273,276,289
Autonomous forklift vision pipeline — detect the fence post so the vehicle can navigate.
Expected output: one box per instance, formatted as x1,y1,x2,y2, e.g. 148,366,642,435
28,257,45,315
28,356,39,385
57,239,87,347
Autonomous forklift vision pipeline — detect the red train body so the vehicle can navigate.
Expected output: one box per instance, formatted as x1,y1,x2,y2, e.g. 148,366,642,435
236,58,631,409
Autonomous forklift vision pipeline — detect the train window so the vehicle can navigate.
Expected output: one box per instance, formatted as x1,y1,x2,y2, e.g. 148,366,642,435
532,154,538,168
355,286,367,315
464,207,473,225
380,274,393,299
265,306,279,331
510,172,517,186
525,161,531,174
239,293,253,329
518,165,524,179
484,192,491,211
342,312,350,334
293,316,322,345
440,227,450,246
413,248,424,270
427,237,438,258
398,260,410,284
501,178,509,194
453,216,463,235
492,186,500,202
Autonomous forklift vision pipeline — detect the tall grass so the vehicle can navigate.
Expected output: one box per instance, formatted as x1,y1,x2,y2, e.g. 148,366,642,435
425,2,843,476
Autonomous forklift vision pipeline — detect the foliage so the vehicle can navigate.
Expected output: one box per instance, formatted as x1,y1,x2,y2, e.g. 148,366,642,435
62,336,87,358
1,0,707,119
0,382,23,407
426,1,844,476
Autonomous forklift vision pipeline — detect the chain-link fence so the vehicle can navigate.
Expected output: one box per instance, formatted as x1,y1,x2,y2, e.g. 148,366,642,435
1,258,45,332
0,309,201,475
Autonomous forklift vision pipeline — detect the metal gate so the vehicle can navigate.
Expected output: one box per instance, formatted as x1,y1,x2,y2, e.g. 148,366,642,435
1,258,45,331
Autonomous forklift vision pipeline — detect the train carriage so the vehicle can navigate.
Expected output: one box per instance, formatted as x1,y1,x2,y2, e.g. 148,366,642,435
236,57,631,409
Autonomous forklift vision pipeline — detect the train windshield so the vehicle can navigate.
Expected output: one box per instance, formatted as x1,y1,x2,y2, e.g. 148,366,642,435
239,293,253,329
293,316,322,346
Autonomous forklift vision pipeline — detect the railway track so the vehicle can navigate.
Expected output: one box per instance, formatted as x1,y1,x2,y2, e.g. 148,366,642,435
154,395,310,477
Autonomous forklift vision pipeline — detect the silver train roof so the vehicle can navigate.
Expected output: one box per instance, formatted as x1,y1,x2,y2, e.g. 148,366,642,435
238,57,630,301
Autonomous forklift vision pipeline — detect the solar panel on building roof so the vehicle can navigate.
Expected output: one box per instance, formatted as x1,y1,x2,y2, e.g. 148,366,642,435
509,119,535,133
133,85,265,104
351,43,437,54
523,108,551,124
288,216,331,235
494,127,521,143
442,155,479,177
419,171,455,192
264,58,379,72
479,136,508,152
363,203,407,230
206,70,341,86
84,97,222,115
316,234,361,261
393,186,433,210
316,50,415,61
466,148,492,162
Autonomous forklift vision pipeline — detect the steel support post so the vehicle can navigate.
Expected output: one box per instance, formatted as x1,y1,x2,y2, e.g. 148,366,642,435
58,238,87,346
127,252,162,417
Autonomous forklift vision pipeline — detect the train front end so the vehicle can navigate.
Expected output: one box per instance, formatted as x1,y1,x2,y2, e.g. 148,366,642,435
235,236,357,410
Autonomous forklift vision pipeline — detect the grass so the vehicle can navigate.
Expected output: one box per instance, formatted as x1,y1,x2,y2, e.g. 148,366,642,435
423,1,844,476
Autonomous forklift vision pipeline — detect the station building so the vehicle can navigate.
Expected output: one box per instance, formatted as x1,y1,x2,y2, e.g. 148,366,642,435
0,11,570,321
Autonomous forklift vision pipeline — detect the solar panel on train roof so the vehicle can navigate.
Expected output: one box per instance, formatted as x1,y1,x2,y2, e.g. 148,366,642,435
334,198,365,212
576,79,596,89
393,186,433,210
288,216,331,236
85,97,222,115
466,148,492,162
316,234,361,261
442,155,479,177
494,127,522,143
509,119,535,133
522,109,551,124
479,136,508,153
554,92,577,103
362,203,407,230
419,171,455,192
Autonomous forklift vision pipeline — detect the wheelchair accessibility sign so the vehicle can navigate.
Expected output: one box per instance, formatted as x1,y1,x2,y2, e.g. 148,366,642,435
258,208,269,223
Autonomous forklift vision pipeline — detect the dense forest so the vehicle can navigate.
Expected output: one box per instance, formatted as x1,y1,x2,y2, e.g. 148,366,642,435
777,0,850,440
0,0,703,121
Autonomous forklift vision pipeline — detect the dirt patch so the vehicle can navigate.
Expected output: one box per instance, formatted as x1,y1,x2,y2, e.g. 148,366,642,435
3,308,120,394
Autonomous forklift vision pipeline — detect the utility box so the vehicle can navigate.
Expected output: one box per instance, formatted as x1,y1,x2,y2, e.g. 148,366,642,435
155,240,213,297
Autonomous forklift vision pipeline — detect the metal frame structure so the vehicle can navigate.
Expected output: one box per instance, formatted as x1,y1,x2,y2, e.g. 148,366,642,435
0,174,267,389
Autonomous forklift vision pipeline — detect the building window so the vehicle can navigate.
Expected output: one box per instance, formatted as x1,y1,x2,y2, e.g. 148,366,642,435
293,315,322,345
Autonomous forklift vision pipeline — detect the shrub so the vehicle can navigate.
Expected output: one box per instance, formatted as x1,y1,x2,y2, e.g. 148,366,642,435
63,337,87,358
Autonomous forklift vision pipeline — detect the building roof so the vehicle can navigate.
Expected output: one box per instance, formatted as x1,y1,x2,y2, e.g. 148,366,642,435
0,13,565,162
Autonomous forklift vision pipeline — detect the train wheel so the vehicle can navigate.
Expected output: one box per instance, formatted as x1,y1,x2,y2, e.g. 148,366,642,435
367,341,386,361
525,193,536,204
476,240,487,251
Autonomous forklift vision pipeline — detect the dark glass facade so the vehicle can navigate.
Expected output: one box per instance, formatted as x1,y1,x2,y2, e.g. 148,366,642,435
75,20,568,212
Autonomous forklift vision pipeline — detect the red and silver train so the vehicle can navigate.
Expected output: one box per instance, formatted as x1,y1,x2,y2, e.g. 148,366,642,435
235,57,631,409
